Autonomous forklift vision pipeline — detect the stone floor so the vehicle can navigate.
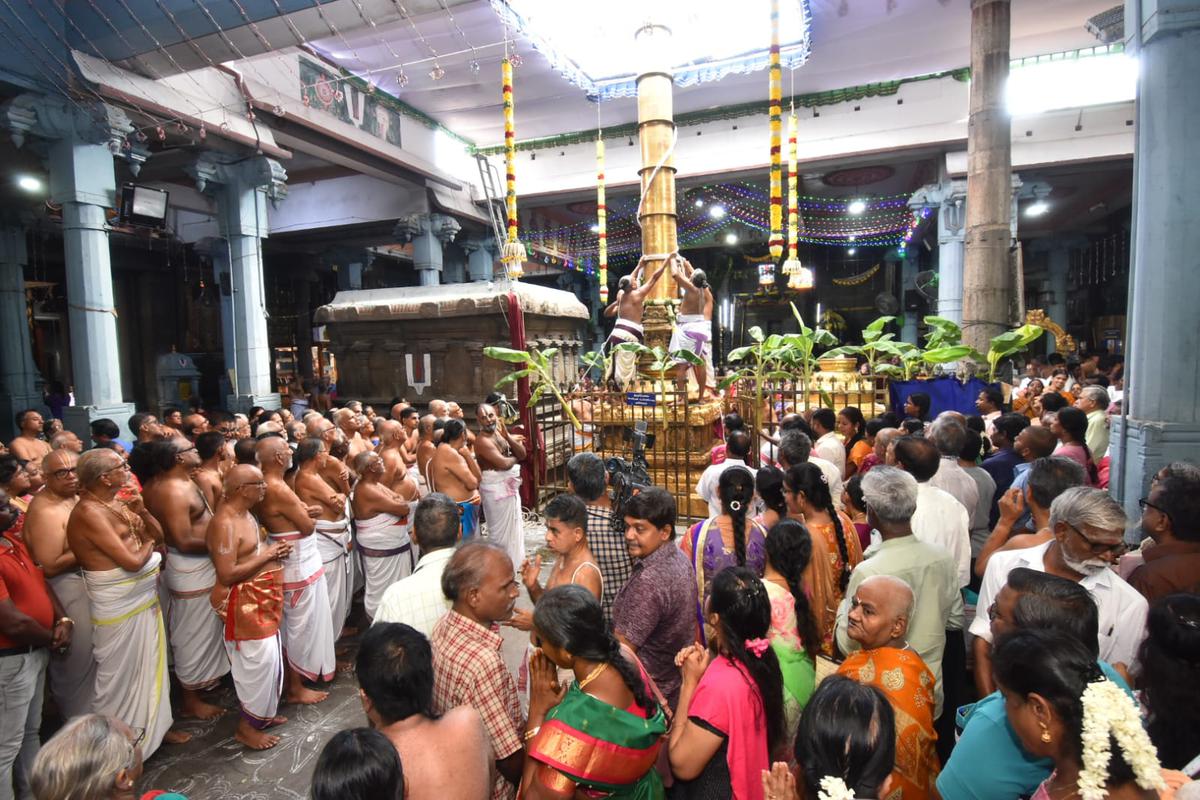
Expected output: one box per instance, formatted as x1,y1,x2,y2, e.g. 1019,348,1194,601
139,520,549,800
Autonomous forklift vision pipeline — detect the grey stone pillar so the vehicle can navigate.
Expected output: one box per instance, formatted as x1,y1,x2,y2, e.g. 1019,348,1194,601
395,213,461,286
910,180,967,325
1110,0,1200,523
0,226,45,440
462,237,498,282
900,251,920,344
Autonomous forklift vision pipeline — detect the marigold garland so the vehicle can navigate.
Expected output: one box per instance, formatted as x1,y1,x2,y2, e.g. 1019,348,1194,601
765,0,784,274
782,110,812,289
501,57,526,279
596,135,608,303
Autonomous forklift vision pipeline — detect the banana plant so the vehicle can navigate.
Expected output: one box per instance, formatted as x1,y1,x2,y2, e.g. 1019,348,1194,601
614,343,706,391
717,325,793,416
823,315,899,378
781,302,839,409
484,345,583,430
984,324,1046,382
580,349,611,384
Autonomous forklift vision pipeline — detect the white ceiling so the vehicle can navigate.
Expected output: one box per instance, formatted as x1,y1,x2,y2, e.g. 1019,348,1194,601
308,0,1115,145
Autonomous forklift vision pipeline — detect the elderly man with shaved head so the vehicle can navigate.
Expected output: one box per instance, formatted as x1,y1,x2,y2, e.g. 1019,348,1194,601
475,403,527,570
207,465,292,750
838,574,940,799
351,451,414,620
293,439,351,641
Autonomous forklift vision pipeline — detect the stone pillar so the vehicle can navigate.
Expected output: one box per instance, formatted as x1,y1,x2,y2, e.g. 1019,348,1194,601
462,237,498,282
910,180,967,325
331,251,366,291
395,213,461,287
901,251,920,344
295,274,314,382
1045,245,1071,352
1110,0,1200,524
188,154,287,412
0,226,45,440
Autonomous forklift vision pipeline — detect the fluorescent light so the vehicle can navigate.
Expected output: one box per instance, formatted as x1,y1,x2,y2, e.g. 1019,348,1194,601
16,175,41,192
847,247,857,255
847,199,866,215
709,205,726,219
1007,51,1137,115
590,224,601,233
724,232,738,245
1025,201,1049,217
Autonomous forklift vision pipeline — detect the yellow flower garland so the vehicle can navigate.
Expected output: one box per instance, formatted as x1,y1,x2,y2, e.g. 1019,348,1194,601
782,110,812,289
501,57,525,279
766,0,784,271
597,135,607,302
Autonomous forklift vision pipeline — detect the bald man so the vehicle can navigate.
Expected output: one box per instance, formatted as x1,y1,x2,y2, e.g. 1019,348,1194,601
305,416,351,496
25,450,95,719
333,408,370,462
66,449,178,756
475,403,526,570
208,465,292,750
837,575,940,799
9,409,51,463
255,436,336,704
376,420,419,500
49,431,83,454
428,399,448,421
351,451,415,620
142,438,230,720
429,420,481,540
293,439,351,641
415,415,438,498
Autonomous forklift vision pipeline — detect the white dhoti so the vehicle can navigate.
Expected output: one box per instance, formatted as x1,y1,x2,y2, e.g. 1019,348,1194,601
354,513,416,620
84,552,173,759
268,532,336,682
313,517,353,637
670,314,712,359
225,634,283,730
605,319,644,389
408,464,428,499
47,571,96,719
480,466,525,570
164,550,230,690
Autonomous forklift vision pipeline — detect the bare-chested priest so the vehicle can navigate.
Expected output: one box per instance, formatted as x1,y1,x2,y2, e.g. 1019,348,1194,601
24,449,96,718
602,256,670,388
208,465,291,749
294,439,352,641
351,451,415,620
334,408,371,463
66,449,179,757
415,415,438,498
428,419,482,541
375,420,419,500
305,416,351,497
255,436,336,703
475,403,527,570
9,409,51,463
141,438,230,720
670,257,715,398
193,430,229,512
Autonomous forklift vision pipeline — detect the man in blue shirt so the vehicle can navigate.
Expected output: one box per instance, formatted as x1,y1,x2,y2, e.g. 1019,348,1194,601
1000,426,1058,534
981,414,1030,527
937,567,1132,800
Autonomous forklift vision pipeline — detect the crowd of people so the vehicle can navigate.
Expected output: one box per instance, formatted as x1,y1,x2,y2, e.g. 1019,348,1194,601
0,350,1196,800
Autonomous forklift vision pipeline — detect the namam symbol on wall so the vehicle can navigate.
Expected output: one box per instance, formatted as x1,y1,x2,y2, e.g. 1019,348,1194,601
406,353,432,396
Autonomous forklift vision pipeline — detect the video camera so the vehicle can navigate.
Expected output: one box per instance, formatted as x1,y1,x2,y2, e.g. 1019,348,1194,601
605,420,655,520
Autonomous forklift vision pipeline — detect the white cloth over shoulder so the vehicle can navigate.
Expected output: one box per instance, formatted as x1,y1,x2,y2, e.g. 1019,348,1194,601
314,514,353,637
480,465,525,570
164,549,230,690
47,571,96,719
84,552,173,758
267,531,336,682
355,513,416,619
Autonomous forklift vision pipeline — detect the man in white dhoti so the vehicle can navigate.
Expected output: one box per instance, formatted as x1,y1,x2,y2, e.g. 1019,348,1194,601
414,415,437,498
66,450,179,759
141,439,230,721
351,452,415,620
208,465,291,750
255,437,336,704
293,440,352,640
669,258,715,399
602,256,669,389
474,404,527,571
24,450,96,719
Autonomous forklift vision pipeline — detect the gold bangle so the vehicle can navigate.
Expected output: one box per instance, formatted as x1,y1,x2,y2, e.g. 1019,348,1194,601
523,726,540,743
57,617,73,627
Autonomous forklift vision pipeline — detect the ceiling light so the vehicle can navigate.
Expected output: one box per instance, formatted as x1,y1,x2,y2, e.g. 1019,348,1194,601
709,205,726,219
589,224,600,233
724,232,738,245
847,247,857,255
1025,201,1049,217
847,199,867,215
429,65,445,81
694,199,704,208
16,175,41,192
848,235,857,242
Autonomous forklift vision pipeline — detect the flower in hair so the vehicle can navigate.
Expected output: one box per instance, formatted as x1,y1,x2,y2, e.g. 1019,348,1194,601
819,473,829,484
1077,679,1166,800
818,776,855,800
745,637,770,658
730,500,743,512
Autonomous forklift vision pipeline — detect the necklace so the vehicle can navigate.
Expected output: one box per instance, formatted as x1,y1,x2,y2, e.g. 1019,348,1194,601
577,662,609,690
83,491,145,540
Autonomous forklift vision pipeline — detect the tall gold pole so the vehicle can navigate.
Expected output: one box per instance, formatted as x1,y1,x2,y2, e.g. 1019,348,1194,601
635,23,677,346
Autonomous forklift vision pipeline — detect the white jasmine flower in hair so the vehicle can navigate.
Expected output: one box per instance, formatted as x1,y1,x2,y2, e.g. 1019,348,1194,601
818,776,855,800
1077,679,1166,800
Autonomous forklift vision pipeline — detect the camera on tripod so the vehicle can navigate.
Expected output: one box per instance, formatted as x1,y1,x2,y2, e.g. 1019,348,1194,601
606,420,655,519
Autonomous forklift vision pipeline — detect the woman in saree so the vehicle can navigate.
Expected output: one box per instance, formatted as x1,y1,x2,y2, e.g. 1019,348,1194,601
522,584,668,800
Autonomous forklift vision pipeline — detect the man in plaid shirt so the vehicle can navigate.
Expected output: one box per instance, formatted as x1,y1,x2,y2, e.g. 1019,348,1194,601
567,453,633,623
430,541,523,800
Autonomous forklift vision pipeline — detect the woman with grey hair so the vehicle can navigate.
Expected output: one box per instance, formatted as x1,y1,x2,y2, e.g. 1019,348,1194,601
29,713,185,800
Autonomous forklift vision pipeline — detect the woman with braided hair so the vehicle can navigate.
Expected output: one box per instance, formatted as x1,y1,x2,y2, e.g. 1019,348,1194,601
784,463,861,656
521,584,668,799
682,466,768,642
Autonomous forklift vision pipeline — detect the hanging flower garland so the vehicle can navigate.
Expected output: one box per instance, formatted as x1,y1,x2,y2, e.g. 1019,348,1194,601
782,110,813,290
763,0,784,285
596,135,608,303
501,57,526,279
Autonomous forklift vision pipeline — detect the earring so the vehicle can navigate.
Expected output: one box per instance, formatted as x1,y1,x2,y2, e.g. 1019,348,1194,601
1040,722,1052,743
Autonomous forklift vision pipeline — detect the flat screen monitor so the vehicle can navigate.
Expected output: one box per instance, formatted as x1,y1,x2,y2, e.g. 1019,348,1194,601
118,184,169,230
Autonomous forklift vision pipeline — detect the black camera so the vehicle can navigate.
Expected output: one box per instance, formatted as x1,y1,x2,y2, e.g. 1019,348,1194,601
605,421,655,519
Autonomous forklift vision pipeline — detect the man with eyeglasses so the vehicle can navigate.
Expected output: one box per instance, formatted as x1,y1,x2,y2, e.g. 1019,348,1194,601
66,448,177,758
1127,467,1200,602
142,439,230,722
305,416,351,496
0,485,72,800
24,450,96,720
971,486,1148,697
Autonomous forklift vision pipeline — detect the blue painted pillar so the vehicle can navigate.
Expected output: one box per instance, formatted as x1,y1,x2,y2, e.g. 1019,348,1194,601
462,237,497,282
936,193,967,326
901,251,919,344
1110,0,1200,524
1045,245,1070,353
189,155,287,411
0,226,45,440
396,213,461,286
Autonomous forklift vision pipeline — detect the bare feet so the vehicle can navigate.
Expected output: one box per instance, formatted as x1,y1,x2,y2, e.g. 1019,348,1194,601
164,729,193,745
265,715,288,728
235,719,281,750
179,689,225,721
337,659,355,674
285,686,329,705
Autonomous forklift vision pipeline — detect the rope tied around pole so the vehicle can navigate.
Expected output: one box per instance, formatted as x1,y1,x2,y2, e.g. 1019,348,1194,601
68,302,118,319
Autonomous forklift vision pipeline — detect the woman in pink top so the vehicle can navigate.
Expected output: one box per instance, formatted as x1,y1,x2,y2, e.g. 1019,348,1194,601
1051,407,1100,486
668,566,786,800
